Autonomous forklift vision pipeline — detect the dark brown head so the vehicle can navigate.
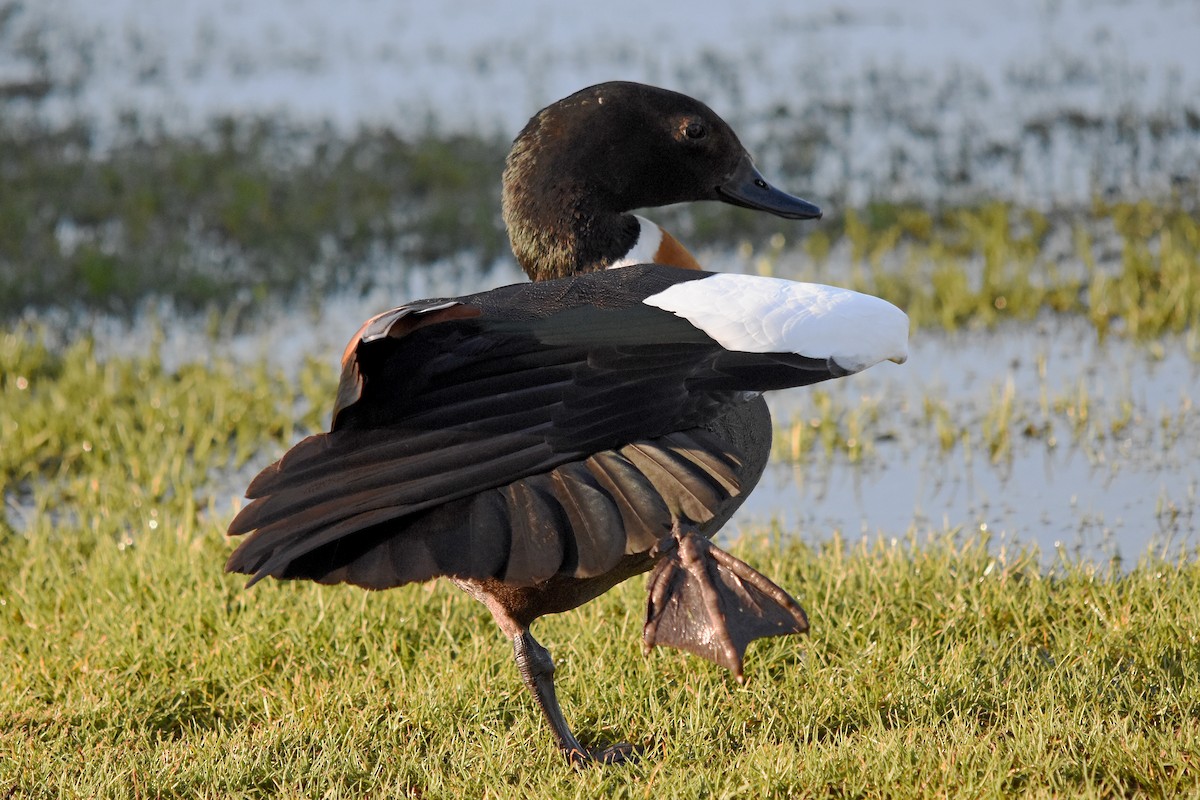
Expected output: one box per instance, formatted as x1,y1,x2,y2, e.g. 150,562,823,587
502,81,821,281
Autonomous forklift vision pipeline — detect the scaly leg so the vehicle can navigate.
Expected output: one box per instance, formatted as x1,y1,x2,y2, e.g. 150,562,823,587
512,630,635,767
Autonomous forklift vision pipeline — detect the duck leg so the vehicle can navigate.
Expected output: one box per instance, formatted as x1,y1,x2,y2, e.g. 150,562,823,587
644,520,810,681
512,631,635,767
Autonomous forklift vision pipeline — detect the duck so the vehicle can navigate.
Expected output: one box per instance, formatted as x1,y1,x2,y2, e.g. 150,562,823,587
225,81,909,766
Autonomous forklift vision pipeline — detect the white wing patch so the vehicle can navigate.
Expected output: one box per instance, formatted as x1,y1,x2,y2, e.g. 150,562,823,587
606,215,663,269
643,273,909,373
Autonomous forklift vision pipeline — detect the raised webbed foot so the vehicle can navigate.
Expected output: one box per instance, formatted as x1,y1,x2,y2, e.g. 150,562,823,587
643,521,809,681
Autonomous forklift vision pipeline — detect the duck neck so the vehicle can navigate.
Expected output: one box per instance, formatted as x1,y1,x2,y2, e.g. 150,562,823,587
503,187,641,281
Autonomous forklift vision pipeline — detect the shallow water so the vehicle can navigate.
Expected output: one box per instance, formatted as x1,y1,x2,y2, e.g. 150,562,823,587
4,0,1198,203
736,320,1200,562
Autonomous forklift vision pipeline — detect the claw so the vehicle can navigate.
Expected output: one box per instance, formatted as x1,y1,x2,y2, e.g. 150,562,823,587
571,742,639,769
643,522,809,680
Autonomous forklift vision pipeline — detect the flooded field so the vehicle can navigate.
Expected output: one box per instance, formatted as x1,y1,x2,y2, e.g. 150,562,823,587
6,6,1200,795
2,0,1198,563
744,320,1200,563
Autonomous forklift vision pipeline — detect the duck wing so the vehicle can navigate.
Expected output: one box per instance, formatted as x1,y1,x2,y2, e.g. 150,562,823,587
226,265,904,590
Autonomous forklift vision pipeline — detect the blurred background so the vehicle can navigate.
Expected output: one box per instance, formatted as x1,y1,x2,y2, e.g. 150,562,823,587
3,0,1198,311
3,0,1199,560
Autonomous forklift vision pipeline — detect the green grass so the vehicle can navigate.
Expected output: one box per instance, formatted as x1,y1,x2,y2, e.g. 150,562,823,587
4,323,1200,798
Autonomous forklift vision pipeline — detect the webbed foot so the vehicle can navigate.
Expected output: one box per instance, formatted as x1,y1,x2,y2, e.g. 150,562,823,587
643,521,809,681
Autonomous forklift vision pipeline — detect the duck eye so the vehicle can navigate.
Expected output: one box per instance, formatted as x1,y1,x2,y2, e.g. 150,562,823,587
684,121,707,140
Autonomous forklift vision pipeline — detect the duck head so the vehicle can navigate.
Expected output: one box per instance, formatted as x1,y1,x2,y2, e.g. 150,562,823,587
503,81,822,281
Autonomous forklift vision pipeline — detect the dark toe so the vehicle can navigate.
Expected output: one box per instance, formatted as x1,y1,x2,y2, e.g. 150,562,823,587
597,742,638,764
566,741,640,768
